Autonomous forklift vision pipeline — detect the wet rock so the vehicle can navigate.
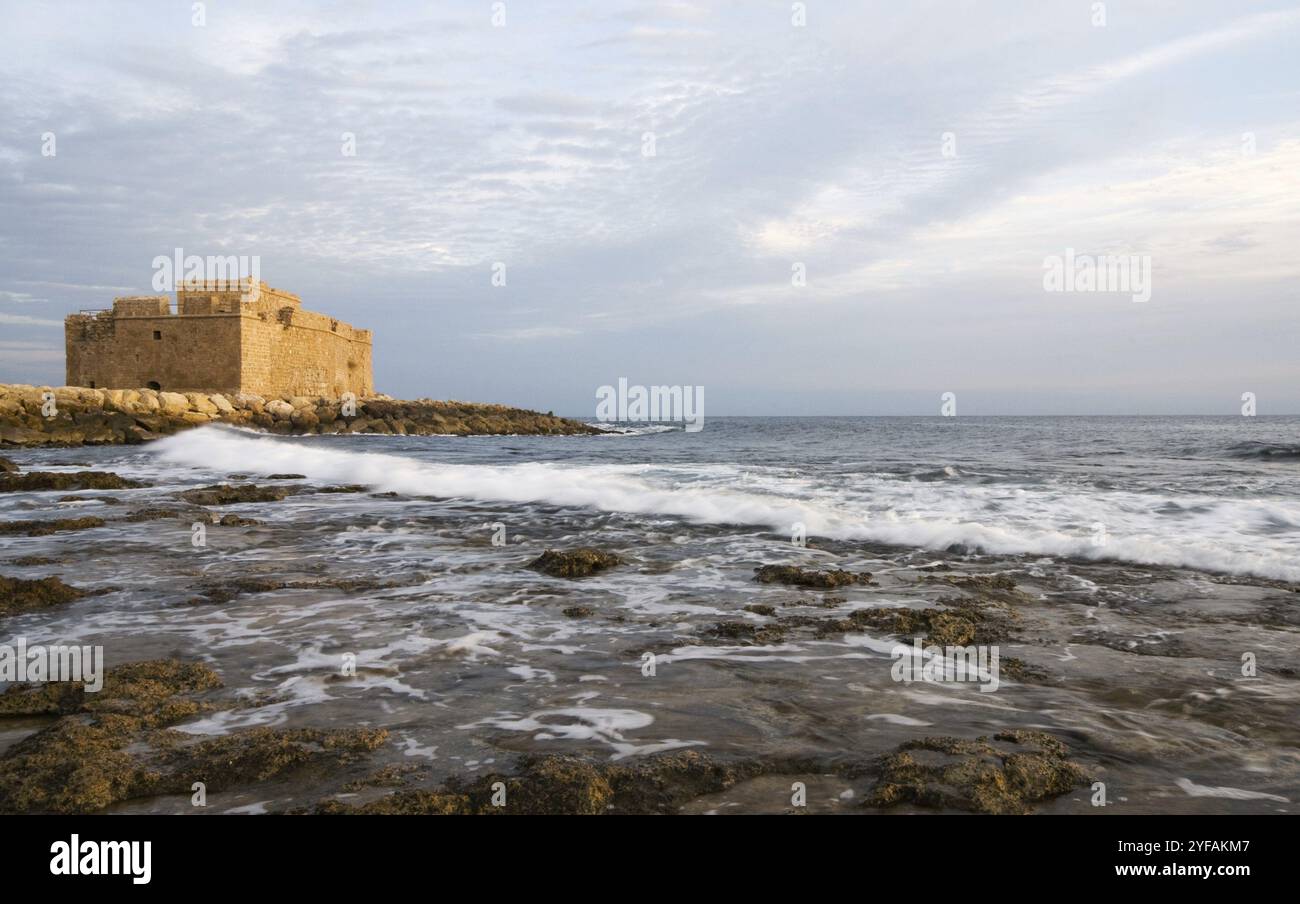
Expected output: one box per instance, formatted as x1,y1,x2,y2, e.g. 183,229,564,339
865,731,1089,815
0,456,18,473
928,572,1030,604
844,605,984,646
705,621,789,646
266,473,306,480
193,577,291,604
562,606,595,618
0,517,106,537
218,514,260,527
528,548,622,579
341,763,427,792
56,494,121,504
314,751,765,815
8,556,59,567
0,471,148,492
801,599,1016,645
178,484,290,506
149,726,388,791
0,574,86,617
120,508,183,522
191,575,411,605
999,657,1050,682
699,597,1019,649
37,659,221,723
1078,630,1193,658
754,564,872,589
0,659,386,814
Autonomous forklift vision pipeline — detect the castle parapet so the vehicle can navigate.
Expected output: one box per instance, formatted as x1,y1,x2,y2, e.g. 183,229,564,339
111,296,172,317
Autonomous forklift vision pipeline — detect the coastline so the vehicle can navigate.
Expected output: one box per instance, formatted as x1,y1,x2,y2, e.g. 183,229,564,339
0,383,598,446
1,419,1297,814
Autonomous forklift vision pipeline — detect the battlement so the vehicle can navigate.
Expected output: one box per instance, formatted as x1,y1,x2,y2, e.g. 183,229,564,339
65,277,373,398
112,296,172,317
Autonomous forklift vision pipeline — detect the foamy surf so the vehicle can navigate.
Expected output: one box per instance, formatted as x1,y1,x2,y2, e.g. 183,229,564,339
150,426,1300,581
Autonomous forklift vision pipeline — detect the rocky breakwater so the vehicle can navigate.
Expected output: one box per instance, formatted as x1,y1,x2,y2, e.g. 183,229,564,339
0,384,599,446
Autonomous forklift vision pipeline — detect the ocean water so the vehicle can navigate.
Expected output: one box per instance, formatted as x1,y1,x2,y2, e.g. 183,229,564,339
3,416,1298,812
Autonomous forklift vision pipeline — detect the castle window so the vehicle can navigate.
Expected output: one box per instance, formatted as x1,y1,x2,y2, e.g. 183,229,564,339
88,381,95,388
153,330,162,340
147,381,161,391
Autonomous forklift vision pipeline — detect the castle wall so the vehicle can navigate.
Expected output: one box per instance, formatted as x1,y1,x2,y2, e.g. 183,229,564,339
238,307,373,398
65,309,243,393
65,282,374,398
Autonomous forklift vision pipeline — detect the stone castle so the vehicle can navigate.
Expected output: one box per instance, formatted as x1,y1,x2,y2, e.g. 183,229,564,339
65,278,373,399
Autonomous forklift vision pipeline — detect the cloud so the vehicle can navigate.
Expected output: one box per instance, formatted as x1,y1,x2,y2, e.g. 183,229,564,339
476,326,583,341
0,1,1297,412
0,312,63,327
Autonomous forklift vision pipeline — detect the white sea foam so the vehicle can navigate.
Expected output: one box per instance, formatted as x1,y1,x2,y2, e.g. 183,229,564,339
458,706,704,759
1174,778,1289,803
151,427,1300,581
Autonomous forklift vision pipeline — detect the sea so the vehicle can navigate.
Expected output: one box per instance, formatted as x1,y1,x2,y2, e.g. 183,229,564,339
2,415,1298,812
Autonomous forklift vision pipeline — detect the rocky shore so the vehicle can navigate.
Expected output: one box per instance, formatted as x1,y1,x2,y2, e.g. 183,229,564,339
2,420,1295,815
0,459,1102,816
0,383,597,446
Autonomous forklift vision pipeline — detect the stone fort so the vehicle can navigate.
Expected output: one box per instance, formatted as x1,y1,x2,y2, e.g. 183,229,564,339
65,278,374,399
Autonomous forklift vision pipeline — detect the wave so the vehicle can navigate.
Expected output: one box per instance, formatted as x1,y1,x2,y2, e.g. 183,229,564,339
1224,441,1300,461
151,427,1300,582
586,423,680,436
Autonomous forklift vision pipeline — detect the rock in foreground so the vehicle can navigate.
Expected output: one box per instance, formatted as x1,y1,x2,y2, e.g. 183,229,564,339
754,564,873,589
0,574,86,618
866,731,1089,814
528,548,622,578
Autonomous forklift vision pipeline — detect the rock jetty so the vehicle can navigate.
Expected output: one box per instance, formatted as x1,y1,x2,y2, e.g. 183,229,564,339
0,384,598,446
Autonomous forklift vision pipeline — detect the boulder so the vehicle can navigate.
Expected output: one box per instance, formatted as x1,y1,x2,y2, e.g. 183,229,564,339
186,393,219,415
208,393,235,414
528,548,622,579
0,425,45,445
158,392,190,415
265,400,295,419
178,484,290,506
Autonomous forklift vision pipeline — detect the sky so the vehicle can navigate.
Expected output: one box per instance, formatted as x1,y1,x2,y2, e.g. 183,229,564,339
1,0,1298,415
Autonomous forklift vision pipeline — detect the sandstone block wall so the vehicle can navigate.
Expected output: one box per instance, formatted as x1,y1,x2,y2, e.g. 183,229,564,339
65,281,373,399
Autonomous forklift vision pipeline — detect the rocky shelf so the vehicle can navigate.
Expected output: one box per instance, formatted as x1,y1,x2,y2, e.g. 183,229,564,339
0,384,599,446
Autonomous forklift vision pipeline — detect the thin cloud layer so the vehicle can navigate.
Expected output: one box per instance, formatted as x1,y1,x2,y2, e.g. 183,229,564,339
1,0,1296,413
